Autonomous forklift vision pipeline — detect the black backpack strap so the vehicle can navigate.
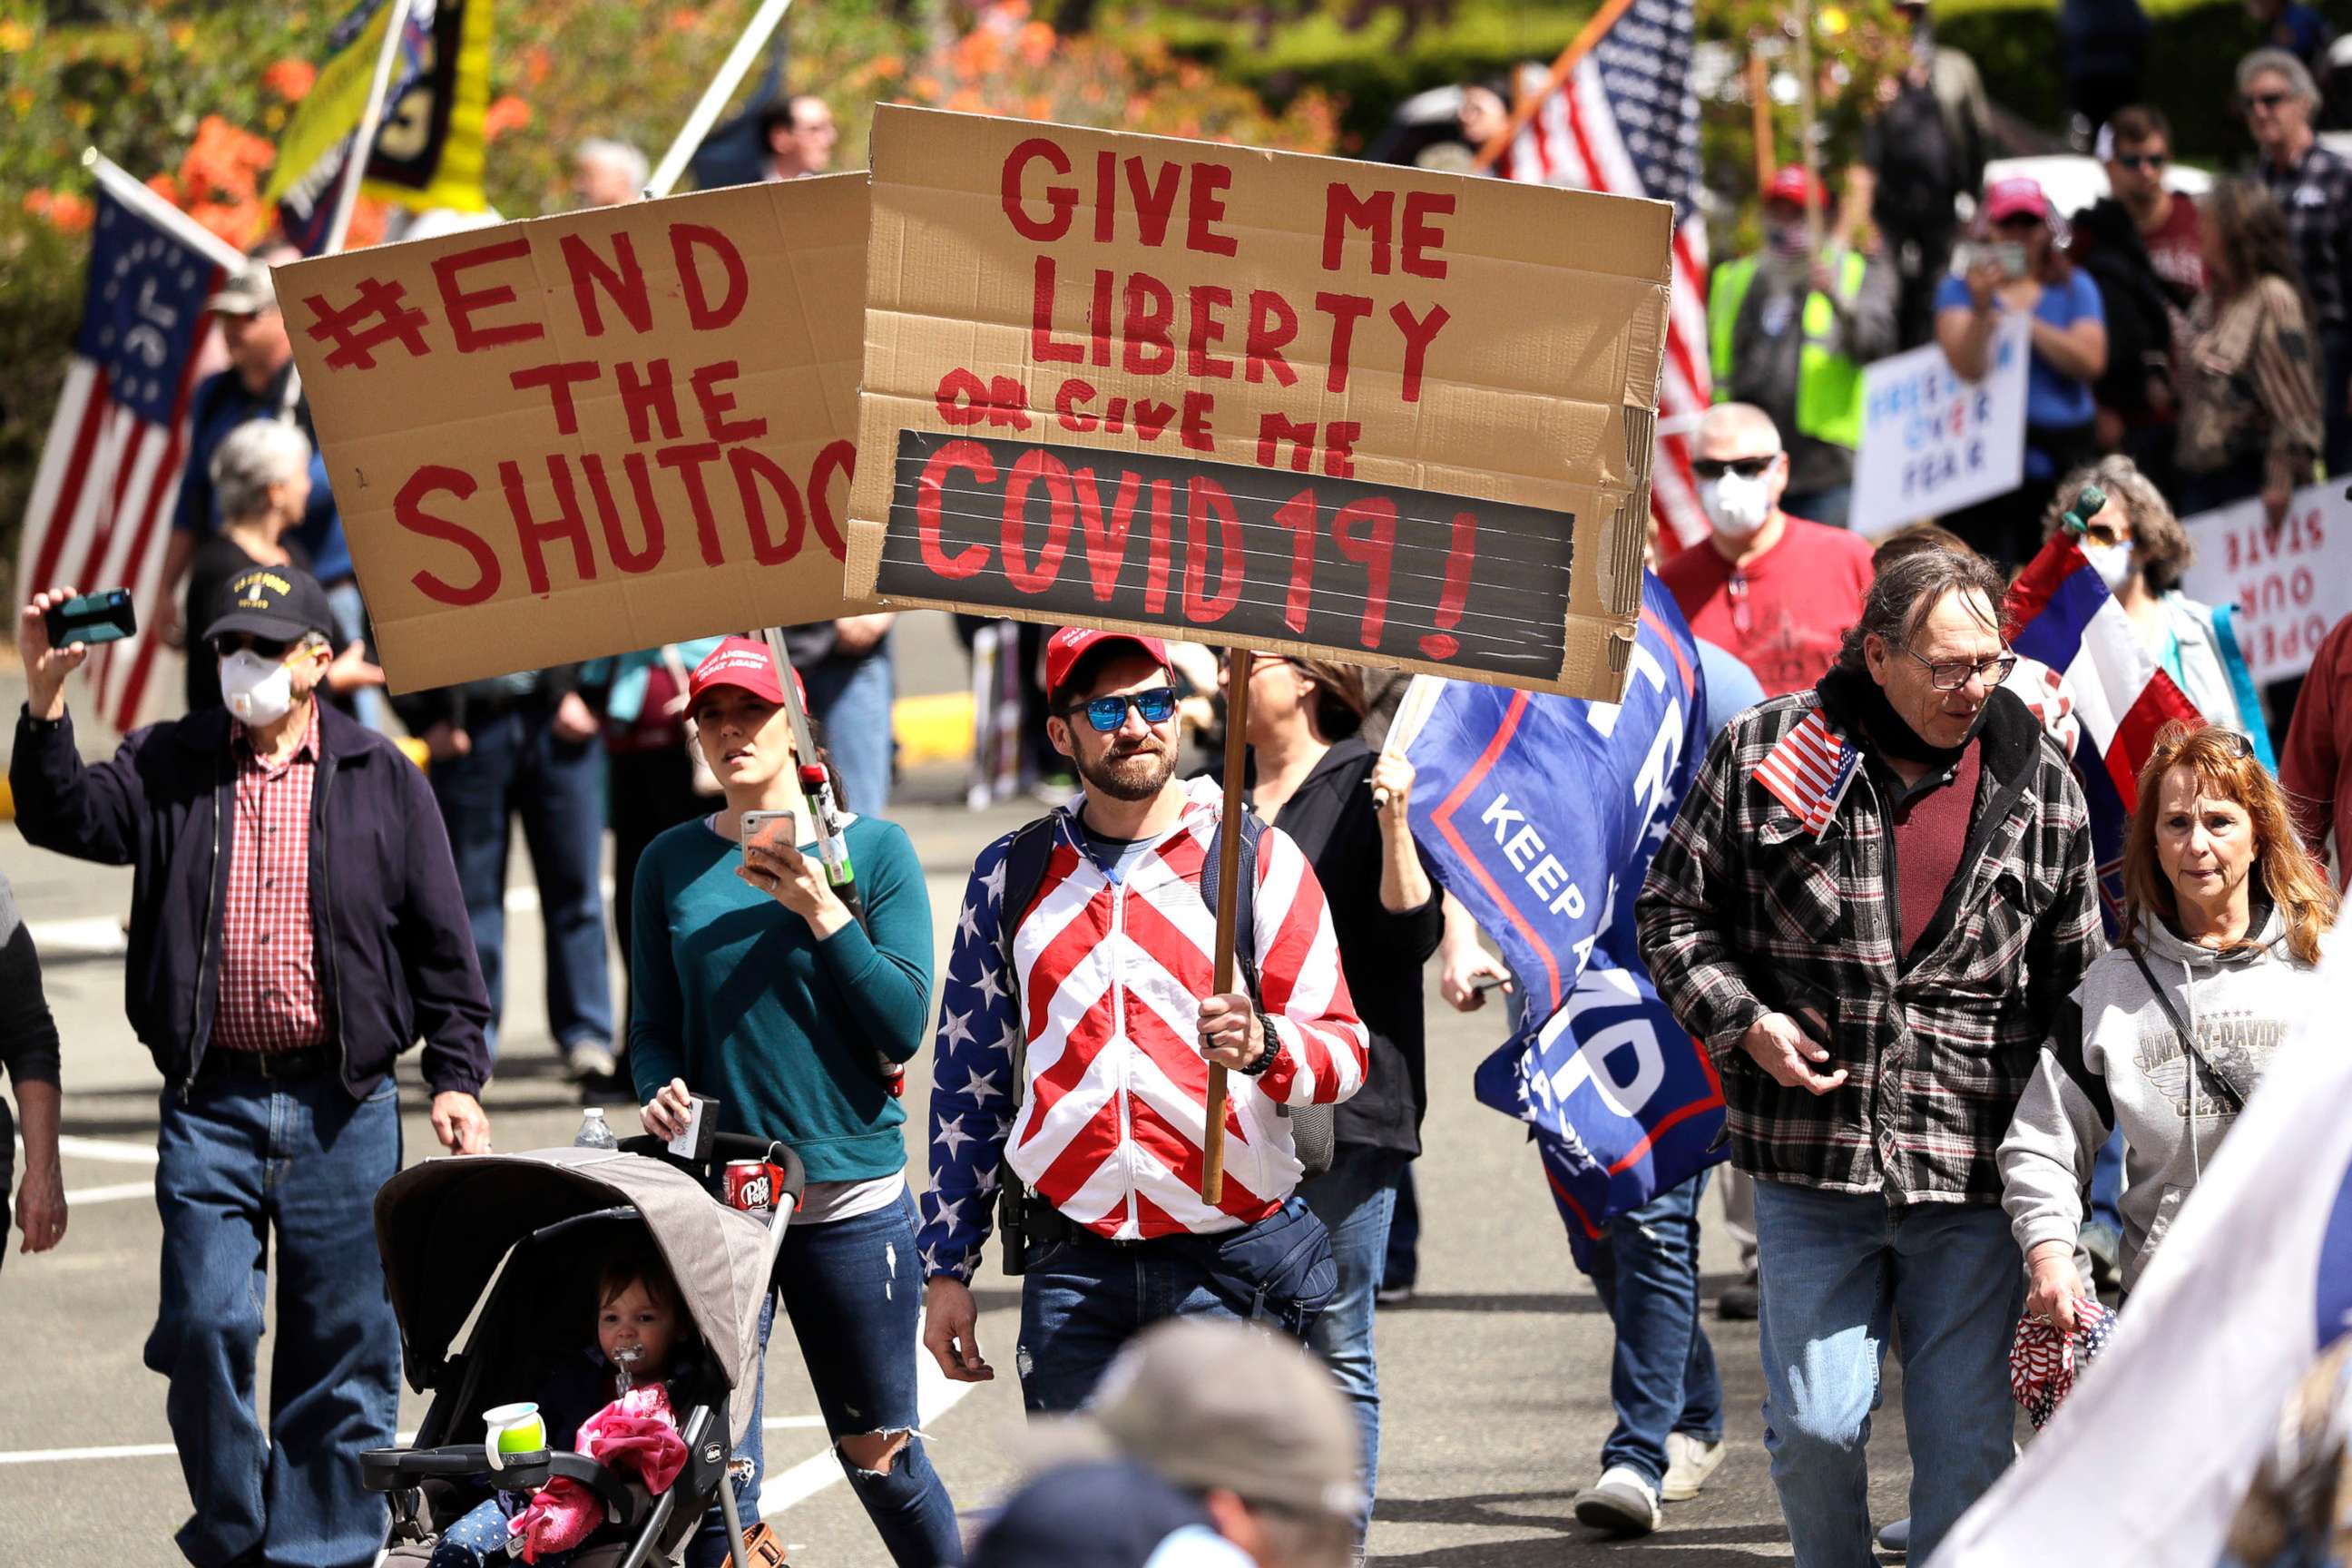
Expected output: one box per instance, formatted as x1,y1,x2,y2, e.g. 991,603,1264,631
1199,808,1265,1007
994,815,1065,1036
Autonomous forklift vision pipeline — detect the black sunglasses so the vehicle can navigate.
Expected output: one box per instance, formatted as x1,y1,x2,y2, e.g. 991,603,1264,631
1905,645,2019,692
2243,90,2294,113
1065,686,1178,733
1691,455,1779,481
211,633,295,660
2112,152,2168,172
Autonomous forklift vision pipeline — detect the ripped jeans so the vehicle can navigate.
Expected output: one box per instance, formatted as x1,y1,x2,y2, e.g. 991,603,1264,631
691,1191,962,1567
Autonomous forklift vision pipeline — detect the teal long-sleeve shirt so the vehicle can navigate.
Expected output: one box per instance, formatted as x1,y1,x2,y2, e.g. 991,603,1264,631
629,814,934,1183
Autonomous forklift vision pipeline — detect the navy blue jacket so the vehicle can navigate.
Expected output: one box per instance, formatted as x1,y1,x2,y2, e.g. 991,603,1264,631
10,700,492,1099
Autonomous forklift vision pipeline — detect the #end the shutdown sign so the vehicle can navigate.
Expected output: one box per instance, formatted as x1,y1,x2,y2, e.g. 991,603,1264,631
277,174,869,691
844,105,1673,701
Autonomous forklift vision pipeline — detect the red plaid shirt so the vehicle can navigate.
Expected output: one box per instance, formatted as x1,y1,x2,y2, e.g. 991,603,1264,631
212,706,328,1054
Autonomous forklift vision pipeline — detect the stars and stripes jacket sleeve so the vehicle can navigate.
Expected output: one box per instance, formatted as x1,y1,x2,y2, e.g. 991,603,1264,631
916,834,1023,1283
1635,718,1773,1063
1248,824,1370,1107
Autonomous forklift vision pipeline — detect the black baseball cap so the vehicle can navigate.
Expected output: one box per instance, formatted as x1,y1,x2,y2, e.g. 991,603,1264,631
203,564,334,645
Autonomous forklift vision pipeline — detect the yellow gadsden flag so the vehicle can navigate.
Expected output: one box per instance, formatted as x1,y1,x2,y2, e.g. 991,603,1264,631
264,0,493,248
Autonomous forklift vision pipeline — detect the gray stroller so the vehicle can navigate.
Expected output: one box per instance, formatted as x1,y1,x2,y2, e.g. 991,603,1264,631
364,1136,805,1568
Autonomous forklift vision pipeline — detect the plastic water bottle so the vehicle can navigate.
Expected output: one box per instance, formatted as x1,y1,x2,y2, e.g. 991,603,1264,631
573,1107,618,1150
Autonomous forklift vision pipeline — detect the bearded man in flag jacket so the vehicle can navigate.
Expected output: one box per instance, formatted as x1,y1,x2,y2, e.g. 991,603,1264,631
918,628,1369,1415
1636,546,2102,1567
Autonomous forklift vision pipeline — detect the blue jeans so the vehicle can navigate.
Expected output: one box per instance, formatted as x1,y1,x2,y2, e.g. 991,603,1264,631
1751,1180,2024,1568
147,1073,402,1568
1017,1234,1248,1415
430,704,613,1061
2087,1127,2125,1245
697,1194,961,1568
324,580,386,732
803,645,894,818
1585,1170,1723,1489
1303,1143,1408,1534
1382,1162,1419,1292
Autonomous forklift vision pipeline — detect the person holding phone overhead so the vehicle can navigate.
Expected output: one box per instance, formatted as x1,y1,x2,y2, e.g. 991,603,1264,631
1935,175,2109,568
627,636,960,1567
1638,548,2102,1567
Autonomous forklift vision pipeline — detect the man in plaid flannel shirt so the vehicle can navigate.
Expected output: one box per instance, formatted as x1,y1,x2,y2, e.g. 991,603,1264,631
1638,547,2102,1567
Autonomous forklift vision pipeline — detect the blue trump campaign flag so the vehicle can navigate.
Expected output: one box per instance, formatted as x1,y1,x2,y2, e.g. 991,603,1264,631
1405,572,1724,1259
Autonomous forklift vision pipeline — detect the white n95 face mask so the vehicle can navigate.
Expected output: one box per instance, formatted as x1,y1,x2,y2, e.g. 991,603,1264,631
220,649,296,726
2082,538,2135,594
1698,471,1774,539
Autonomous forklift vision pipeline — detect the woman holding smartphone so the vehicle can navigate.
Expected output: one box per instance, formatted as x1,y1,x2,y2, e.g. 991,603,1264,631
630,636,959,1567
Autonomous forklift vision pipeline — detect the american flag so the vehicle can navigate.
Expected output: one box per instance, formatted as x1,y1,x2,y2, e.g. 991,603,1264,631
1751,708,1860,837
1494,0,1711,550
17,162,239,733
914,779,1369,1282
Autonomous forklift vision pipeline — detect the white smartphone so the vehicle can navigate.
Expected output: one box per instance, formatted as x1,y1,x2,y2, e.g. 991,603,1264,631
740,808,798,857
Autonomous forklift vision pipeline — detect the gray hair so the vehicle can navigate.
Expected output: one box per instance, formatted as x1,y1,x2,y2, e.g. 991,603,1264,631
1695,400,1783,454
209,419,312,523
2238,48,2319,104
1835,545,2008,673
576,137,650,190
2041,455,2194,591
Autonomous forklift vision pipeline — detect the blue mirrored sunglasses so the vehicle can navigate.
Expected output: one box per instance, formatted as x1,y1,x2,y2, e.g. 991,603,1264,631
1069,686,1178,732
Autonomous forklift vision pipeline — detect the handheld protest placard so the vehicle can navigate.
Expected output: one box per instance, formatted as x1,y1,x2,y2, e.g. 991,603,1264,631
275,174,870,691
845,105,1671,704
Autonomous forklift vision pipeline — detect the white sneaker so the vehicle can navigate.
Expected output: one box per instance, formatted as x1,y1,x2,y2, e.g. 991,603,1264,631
1661,1433,1725,1501
1573,1465,1661,1535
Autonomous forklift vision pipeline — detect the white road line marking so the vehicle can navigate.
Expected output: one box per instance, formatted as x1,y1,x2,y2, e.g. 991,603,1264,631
63,1181,151,1205
24,916,128,956
54,1135,159,1166
760,1310,983,1518
0,1416,834,1467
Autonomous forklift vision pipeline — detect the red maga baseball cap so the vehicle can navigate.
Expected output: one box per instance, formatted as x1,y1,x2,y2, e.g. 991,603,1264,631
688,635,808,708
1764,165,1828,211
1043,626,1172,699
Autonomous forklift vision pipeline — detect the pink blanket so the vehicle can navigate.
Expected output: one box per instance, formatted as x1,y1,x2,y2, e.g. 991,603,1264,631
508,1383,689,1563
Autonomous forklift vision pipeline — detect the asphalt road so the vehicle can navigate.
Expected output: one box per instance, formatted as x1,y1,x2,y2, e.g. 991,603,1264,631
0,755,1920,1565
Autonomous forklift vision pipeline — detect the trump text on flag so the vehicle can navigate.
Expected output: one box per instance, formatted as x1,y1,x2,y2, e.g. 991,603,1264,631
844,106,1673,701
274,175,867,691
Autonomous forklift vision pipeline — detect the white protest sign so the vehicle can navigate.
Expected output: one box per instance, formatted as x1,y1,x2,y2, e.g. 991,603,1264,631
2181,479,2352,685
1850,317,2029,537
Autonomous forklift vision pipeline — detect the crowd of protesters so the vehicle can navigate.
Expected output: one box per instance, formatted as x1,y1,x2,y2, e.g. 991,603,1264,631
16,28,2352,1568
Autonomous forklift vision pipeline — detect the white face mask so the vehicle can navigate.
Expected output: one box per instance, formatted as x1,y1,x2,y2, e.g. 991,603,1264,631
220,649,297,726
2082,538,2135,593
1698,468,1776,539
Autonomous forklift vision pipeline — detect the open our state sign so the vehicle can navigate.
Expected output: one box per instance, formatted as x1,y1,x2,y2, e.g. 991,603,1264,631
845,106,1673,701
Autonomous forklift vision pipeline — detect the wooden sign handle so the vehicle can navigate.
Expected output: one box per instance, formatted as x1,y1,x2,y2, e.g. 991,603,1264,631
1200,649,1251,1205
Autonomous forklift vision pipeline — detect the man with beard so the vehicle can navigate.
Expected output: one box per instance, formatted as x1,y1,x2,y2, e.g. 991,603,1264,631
917,627,1368,1414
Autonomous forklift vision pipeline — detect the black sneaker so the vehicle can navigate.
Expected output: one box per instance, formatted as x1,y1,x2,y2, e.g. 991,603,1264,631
1719,1267,1759,1320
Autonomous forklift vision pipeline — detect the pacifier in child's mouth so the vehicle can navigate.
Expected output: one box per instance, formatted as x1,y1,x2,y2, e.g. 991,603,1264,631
612,1345,644,1387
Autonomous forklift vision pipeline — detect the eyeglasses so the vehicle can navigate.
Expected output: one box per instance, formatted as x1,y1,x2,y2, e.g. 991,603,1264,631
212,633,295,660
1905,645,2019,691
2152,722,2255,762
2112,153,2168,172
2243,91,2294,113
1691,455,1779,481
1993,213,2046,231
1064,686,1178,732
2080,519,2129,548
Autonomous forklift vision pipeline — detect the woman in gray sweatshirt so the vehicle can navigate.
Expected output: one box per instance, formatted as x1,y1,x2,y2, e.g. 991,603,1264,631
2000,723,2337,1332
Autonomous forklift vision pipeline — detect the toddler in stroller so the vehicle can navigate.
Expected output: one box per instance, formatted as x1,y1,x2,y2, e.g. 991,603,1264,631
429,1241,698,1565
366,1141,801,1568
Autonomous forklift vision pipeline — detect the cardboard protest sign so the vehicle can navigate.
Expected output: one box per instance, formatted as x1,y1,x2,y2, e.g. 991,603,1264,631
276,174,867,691
1851,317,2029,537
844,105,1672,701
2183,480,2352,684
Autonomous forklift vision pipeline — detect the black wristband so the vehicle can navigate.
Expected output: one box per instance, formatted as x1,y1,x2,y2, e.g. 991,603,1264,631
1238,1014,1278,1077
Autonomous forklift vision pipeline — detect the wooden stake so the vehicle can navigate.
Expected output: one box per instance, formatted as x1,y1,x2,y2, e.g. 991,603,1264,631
1793,0,1823,253
1473,0,1642,172
1747,48,1777,195
1200,650,1252,1205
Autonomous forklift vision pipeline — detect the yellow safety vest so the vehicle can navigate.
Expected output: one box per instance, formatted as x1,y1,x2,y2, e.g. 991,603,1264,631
1708,250,1868,450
